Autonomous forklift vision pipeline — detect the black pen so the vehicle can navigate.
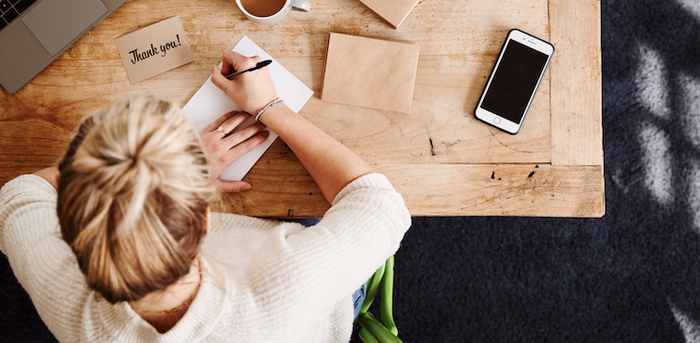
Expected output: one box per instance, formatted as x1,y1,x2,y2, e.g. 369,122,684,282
224,60,273,80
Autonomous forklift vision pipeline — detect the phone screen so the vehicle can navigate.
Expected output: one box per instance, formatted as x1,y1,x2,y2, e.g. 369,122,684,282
481,40,549,124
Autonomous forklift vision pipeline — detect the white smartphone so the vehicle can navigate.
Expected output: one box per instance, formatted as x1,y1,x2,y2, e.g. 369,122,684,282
474,29,554,134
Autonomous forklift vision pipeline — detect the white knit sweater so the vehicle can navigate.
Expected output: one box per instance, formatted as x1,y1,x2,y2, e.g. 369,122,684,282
0,173,411,343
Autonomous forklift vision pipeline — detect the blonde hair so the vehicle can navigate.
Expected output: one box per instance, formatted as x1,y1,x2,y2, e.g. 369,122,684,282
57,94,216,304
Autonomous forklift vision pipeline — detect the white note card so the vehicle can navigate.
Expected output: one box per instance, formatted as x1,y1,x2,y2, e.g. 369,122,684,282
182,36,314,181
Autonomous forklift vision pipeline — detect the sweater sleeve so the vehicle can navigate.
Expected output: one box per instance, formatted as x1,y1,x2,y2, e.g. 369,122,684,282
246,173,411,333
0,175,89,342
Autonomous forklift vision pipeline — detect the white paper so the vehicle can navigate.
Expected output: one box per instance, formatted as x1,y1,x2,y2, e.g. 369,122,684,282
182,36,314,181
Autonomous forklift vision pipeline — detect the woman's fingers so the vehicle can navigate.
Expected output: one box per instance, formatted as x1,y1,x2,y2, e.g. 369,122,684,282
203,127,269,193
218,112,254,136
221,51,261,76
215,180,252,193
211,52,279,115
200,111,239,135
220,130,269,166
222,122,267,148
211,53,261,91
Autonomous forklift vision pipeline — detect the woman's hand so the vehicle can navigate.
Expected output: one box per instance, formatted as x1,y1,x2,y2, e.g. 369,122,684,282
210,51,279,115
209,51,372,203
199,111,269,193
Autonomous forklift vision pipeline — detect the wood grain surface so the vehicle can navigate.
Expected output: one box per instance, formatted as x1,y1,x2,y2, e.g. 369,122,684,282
0,0,604,217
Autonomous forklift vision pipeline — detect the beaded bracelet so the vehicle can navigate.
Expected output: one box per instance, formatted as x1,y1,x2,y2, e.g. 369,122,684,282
255,99,284,122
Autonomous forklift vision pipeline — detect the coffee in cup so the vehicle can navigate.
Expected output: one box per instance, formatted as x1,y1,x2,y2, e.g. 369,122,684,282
236,0,310,25
240,0,285,17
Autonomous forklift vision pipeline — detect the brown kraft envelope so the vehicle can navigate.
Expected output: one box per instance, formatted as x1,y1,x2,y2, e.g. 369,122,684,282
358,0,420,29
115,16,195,84
321,33,420,114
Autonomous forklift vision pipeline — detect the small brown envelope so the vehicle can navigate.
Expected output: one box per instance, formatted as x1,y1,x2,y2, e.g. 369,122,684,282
358,0,420,29
321,33,420,114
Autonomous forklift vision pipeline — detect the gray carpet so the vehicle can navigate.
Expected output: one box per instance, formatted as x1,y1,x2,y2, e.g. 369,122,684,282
3,0,700,342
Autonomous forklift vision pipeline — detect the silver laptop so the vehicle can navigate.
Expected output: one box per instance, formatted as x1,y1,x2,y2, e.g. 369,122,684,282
0,0,126,93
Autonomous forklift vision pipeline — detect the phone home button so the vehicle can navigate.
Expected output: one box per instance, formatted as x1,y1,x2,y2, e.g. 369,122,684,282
494,117,501,124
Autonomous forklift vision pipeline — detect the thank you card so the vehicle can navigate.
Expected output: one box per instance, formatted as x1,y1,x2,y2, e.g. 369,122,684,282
115,16,195,84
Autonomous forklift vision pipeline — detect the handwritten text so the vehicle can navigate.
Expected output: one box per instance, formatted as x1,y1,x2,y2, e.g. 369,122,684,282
129,34,182,64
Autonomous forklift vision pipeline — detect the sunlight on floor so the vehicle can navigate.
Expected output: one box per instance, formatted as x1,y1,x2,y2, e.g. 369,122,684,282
636,45,670,119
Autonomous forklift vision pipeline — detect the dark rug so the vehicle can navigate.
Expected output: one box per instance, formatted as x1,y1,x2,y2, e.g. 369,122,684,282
3,0,699,342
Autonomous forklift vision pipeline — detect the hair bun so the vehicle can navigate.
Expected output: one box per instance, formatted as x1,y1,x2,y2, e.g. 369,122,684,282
57,94,216,304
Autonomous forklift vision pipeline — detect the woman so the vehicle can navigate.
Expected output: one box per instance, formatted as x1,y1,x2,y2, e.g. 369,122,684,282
0,51,411,342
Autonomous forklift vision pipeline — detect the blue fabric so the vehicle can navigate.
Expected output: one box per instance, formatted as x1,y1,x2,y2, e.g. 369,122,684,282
353,283,367,321
282,218,322,227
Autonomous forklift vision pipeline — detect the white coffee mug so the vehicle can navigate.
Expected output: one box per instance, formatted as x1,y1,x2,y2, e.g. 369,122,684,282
236,0,311,25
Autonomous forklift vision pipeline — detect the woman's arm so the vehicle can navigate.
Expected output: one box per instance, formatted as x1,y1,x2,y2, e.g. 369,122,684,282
211,52,373,203
255,104,374,204
32,166,59,190
0,175,87,341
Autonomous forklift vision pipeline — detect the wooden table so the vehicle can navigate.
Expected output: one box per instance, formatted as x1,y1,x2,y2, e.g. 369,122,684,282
0,0,603,218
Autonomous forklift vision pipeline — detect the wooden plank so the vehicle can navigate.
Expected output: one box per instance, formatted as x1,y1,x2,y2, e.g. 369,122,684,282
213,147,605,218
383,164,604,217
549,0,604,166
